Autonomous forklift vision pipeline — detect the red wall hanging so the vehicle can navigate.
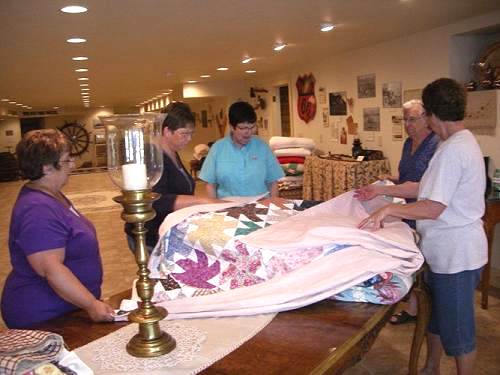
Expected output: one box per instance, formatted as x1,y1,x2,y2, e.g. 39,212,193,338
296,73,317,123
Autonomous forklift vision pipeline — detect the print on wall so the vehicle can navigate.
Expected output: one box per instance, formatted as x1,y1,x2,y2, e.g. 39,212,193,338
357,74,376,98
329,91,347,116
382,81,402,108
296,73,317,123
363,107,380,131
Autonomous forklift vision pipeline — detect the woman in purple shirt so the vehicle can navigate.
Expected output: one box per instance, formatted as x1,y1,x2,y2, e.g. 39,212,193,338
1,129,114,328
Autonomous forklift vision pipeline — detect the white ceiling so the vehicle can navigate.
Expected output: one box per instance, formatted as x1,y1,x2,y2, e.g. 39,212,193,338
1,0,500,111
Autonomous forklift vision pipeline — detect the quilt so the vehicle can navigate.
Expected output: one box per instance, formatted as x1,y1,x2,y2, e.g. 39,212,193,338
148,192,423,319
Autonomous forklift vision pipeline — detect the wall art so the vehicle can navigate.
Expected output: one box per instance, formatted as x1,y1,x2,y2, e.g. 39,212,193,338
363,107,380,131
329,91,347,116
296,73,317,123
357,73,376,98
382,81,402,108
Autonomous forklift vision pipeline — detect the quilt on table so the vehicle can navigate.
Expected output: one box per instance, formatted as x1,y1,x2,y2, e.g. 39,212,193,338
148,192,423,319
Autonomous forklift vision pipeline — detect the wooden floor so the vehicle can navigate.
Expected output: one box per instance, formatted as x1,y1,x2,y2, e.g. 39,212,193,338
1,171,500,374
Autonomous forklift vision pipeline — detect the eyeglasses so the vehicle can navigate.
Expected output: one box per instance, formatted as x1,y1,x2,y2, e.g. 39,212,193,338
175,129,195,137
59,157,75,163
403,113,426,123
236,124,256,131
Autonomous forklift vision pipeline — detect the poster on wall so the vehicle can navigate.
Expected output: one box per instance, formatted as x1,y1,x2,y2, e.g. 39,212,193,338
346,115,358,135
357,74,376,98
322,108,329,127
318,87,327,104
329,91,347,116
201,110,208,128
331,119,339,142
340,127,347,144
382,81,402,108
391,115,404,141
363,107,380,131
296,73,317,123
403,88,422,103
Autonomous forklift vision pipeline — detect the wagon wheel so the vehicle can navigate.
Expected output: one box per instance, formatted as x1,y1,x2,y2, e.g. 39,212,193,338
59,122,91,157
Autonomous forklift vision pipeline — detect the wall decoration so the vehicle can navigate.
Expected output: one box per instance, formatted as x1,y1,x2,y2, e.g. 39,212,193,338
363,107,380,131
357,74,376,98
346,115,358,135
296,73,317,123
201,110,208,128
329,91,347,116
391,115,404,141
403,88,422,103
322,108,329,127
5,130,13,136
92,118,104,129
340,127,347,144
382,81,402,108
318,87,327,104
215,108,227,138
464,90,498,135
331,119,339,142
264,118,269,130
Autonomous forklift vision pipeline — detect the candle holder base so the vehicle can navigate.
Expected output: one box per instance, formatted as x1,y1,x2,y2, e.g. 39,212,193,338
126,331,176,358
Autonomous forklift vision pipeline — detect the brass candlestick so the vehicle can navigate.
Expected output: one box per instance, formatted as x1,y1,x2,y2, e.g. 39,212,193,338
113,189,176,357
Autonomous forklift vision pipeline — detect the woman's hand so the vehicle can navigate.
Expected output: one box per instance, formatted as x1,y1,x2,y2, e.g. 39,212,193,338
358,205,392,230
86,299,115,322
354,184,379,201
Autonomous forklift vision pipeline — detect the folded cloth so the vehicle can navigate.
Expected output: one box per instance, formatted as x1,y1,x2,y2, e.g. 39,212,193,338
274,147,312,157
0,330,64,375
278,175,304,189
277,156,305,164
281,163,304,176
269,136,315,151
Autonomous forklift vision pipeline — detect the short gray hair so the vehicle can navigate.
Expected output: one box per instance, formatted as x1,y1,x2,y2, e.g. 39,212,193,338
402,99,424,110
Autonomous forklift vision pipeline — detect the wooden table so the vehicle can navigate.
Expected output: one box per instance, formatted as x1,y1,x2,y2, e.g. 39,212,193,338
302,156,391,200
31,287,428,374
481,191,500,309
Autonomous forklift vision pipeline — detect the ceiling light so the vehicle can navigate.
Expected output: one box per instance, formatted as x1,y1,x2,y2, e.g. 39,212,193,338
245,70,257,74
81,88,90,91
320,23,335,32
216,67,229,71
242,57,252,64
273,43,287,51
161,92,170,95
9,101,16,104
53,106,59,109
66,37,86,43
187,80,198,83
1,98,9,102
16,103,23,106
78,77,89,81
200,74,211,78
75,68,88,72
80,83,89,86
60,6,88,14
72,56,88,61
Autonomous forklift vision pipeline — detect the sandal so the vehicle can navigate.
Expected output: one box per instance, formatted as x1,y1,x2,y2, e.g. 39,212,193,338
389,310,417,325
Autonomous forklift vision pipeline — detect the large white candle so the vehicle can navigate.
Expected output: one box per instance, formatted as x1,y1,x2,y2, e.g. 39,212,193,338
122,163,148,190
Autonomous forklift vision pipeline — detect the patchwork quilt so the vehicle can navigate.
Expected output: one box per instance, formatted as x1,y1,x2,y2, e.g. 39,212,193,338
148,194,420,316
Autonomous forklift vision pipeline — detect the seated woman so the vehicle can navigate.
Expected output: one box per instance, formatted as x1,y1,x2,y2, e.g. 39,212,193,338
199,101,284,198
126,101,223,252
1,129,114,328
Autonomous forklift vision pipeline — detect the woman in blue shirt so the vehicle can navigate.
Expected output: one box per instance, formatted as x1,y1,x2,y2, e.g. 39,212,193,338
200,101,284,198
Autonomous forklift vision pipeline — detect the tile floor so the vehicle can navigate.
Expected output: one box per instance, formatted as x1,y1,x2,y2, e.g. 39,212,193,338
1,172,499,374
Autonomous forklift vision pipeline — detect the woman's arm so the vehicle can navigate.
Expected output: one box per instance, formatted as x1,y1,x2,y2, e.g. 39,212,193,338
355,181,419,201
27,248,114,322
205,183,218,199
358,199,446,230
269,181,280,197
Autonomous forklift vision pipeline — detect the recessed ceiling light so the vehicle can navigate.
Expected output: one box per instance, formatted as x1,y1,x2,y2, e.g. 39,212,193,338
1,98,9,102
200,74,211,78
75,68,88,72
245,70,257,74
216,67,229,71
9,101,16,104
78,77,89,80
72,56,88,61
66,37,86,43
273,43,287,51
80,83,89,87
161,92,170,95
320,23,335,32
242,57,252,64
53,106,59,109
15,103,23,106
187,80,198,83
60,6,88,14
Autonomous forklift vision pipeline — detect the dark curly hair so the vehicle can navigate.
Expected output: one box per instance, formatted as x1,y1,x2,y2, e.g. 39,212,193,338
422,78,466,122
228,101,256,127
161,101,195,131
16,129,69,180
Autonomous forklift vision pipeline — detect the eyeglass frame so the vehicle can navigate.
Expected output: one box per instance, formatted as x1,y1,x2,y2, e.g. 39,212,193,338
174,129,195,137
235,123,256,131
403,112,426,124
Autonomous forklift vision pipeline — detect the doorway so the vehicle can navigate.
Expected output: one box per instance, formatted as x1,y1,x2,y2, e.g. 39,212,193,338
20,117,44,135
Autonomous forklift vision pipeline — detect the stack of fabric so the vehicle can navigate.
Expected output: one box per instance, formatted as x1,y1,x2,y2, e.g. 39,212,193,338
269,136,315,197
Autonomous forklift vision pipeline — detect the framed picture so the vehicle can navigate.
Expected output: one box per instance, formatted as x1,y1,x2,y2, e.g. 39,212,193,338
382,81,402,108
357,74,376,98
329,91,347,116
201,110,208,128
363,107,380,131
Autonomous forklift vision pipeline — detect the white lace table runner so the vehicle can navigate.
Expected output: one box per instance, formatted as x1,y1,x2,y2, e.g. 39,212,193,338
75,313,275,375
